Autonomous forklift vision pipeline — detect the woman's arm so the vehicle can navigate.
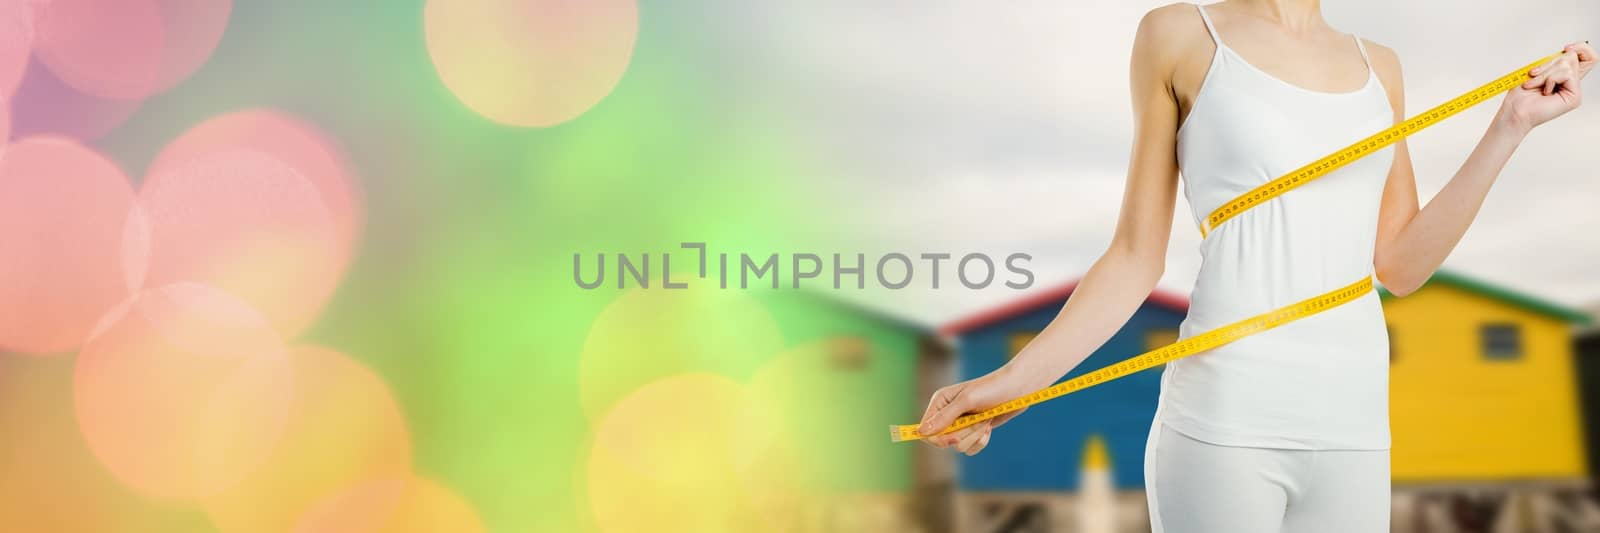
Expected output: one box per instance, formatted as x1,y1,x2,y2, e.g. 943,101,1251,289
1372,42,1594,296
990,7,1186,396
916,5,1191,454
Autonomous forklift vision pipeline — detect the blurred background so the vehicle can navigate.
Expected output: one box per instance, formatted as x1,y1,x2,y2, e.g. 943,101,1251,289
0,0,1597,532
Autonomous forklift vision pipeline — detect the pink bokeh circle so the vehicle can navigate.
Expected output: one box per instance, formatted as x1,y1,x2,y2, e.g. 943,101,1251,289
293,478,408,533
424,0,639,127
0,351,214,530
31,0,231,101
0,136,139,354
8,56,144,141
0,97,9,144
134,110,361,338
74,282,293,501
292,477,485,533
151,0,233,93
0,0,34,98
145,110,362,262
31,0,165,100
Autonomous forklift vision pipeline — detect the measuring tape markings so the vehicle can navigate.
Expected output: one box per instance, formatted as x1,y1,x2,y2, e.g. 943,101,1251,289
890,277,1372,443
891,52,1565,444
1202,53,1561,236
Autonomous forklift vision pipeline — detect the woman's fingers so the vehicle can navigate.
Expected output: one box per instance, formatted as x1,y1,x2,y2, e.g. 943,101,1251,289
1525,71,1549,91
926,405,1023,447
922,420,972,449
943,426,971,448
920,378,993,437
1531,43,1593,85
1549,64,1578,97
925,420,996,454
990,406,1028,429
918,395,969,437
918,383,966,436
957,427,990,456
1574,41,1596,77
1501,44,1587,129
1527,56,1559,90
1551,70,1575,90
1529,55,1578,96
1557,69,1582,107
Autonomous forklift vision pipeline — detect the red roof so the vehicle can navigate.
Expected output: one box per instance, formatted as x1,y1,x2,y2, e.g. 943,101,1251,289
941,279,1190,336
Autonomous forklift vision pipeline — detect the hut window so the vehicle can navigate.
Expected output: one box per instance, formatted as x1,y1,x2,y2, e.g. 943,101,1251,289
1145,328,1179,351
1480,323,1523,361
827,336,872,370
1009,331,1038,359
1144,328,1179,371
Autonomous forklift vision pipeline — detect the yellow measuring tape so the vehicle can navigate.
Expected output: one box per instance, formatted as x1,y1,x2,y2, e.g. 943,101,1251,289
890,51,1565,444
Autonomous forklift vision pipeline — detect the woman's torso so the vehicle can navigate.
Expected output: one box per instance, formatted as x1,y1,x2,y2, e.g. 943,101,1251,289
1157,2,1397,450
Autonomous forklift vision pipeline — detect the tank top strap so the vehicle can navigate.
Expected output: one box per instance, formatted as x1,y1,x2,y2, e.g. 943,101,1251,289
1352,35,1374,71
1194,4,1223,47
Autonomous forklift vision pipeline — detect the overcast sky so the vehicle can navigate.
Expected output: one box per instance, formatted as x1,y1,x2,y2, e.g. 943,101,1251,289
744,0,1600,327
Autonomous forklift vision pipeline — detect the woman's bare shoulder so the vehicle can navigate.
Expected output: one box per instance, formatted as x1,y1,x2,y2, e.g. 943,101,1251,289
1132,4,1216,84
1360,38,1403,80
1136,3,1212,49
1360,38,1406,108
1133,4,1215,63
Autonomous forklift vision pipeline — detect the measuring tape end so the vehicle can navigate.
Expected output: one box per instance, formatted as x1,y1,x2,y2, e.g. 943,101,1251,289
889,425,922,443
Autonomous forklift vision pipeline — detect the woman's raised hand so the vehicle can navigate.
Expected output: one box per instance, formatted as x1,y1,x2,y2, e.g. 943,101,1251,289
1500,41,1595,132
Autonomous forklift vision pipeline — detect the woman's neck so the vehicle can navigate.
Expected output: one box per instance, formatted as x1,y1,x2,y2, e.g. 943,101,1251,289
1230,0,1326,34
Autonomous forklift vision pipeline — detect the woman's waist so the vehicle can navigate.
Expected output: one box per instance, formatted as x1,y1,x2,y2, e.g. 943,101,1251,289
1179,285,1385,341
1186,269,1375,309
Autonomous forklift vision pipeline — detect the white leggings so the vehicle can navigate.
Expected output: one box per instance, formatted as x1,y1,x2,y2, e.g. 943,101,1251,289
1144,422,1390,533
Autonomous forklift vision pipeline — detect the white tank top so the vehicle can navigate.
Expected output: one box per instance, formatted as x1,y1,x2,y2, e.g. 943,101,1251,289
1157,3,1396,450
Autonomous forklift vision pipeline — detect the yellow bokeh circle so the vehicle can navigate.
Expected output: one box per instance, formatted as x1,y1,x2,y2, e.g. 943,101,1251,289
204,346,413,533
424,0,638,127
587,373,767,533
577,286,784,423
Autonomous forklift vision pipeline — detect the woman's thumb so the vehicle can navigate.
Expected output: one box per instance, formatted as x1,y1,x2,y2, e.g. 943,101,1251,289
918,392,969,436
